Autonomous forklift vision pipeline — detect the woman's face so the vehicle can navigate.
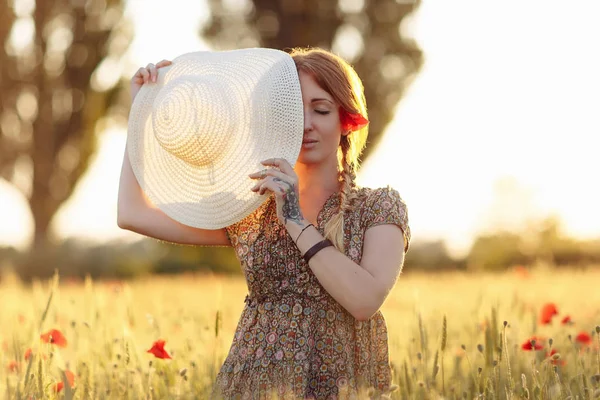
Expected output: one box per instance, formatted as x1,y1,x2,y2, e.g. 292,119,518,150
297,70,345,166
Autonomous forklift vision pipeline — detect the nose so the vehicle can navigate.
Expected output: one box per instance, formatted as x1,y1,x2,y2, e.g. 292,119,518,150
303,110,313,132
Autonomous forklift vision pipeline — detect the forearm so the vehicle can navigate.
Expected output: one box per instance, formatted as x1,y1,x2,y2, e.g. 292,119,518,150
287,221,382,321
117,144,149,225
117,144,231,246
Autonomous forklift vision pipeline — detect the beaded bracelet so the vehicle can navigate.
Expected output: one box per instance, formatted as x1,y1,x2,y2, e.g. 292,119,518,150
303,239,334,264
295,223,314,245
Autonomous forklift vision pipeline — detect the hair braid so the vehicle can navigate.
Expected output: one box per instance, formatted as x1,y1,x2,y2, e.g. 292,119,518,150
323,136,360,252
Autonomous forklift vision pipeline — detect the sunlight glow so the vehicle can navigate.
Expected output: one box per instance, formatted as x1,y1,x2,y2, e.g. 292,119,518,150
332,24,364,63
8,17,35,53
0,181,32,250
1,0,599,256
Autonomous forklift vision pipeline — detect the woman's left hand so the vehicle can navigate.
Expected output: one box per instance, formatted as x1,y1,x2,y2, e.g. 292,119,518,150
249,159,306,227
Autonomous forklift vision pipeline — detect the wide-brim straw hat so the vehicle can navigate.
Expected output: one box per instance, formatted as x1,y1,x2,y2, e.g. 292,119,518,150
127,48,304,229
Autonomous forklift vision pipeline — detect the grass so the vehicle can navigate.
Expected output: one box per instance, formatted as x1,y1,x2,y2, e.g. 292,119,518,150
1,264,599,399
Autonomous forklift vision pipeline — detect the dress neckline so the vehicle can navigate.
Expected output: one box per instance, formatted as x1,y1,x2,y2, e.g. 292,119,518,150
316,191,340,229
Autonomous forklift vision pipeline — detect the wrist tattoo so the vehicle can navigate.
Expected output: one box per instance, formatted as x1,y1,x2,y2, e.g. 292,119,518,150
274,178,304,225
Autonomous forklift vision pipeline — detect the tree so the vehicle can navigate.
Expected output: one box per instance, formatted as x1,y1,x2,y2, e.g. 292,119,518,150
403,239,463,270
467,232,530,272
0,0,132,248
201,0,423,164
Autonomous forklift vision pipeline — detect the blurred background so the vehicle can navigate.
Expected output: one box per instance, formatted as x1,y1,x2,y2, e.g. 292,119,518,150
1,0,599,281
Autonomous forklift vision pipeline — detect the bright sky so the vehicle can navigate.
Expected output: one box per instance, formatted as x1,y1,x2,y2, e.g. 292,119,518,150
1,0,599,256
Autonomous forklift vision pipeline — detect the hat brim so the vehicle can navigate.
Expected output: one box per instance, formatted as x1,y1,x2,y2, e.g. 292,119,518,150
127,48,303,229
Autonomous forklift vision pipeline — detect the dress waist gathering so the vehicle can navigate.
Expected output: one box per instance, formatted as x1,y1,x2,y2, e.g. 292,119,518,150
243,286,326,309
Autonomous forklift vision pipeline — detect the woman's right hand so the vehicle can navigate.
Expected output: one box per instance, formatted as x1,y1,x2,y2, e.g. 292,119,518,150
130,59,172,104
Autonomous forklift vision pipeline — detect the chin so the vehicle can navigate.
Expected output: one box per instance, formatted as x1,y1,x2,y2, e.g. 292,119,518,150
297,150,322,164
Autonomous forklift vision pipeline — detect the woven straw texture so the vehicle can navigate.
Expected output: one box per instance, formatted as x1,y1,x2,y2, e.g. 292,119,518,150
127,48,303,229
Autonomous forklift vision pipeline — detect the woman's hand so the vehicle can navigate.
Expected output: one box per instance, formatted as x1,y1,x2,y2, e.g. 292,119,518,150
249,159,306,227
130,59,172,104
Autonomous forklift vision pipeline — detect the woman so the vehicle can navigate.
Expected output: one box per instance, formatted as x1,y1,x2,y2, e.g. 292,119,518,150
119,47,410,399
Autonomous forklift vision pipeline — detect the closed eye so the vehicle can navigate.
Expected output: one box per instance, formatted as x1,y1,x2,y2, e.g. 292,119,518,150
315,110,330,115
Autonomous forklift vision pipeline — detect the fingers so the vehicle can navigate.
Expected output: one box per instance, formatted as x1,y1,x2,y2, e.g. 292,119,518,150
156,60,172,68
250,177,287,195
261,158,294,176
132,60,173,84
248,168,293,183
146,63,157,83
250,177,271,193
248,169,268,180
259,180,287,196
249,166,297,197
133,67,150,84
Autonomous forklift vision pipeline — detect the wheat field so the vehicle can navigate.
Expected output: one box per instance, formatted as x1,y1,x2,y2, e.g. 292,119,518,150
1,265,599,399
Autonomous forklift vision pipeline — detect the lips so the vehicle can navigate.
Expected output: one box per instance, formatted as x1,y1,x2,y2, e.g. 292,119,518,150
302,139,317,144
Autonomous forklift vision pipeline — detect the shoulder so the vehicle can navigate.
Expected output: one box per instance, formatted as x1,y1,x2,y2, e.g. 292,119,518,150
355,185,411,251
356,185,407,210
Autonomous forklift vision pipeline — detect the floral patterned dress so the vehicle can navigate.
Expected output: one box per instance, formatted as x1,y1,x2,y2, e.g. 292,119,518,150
212,186,410,399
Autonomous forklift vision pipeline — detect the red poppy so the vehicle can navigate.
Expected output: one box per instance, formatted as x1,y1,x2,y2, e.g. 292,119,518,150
539,303,558,325
339,108,369,132
53,370,75,393
147,340,171,359
561,315,572,325
40,329,68,347
513,265,530,279
521,336,544,351
575,332,592,346
24,348,32,361
7,360,20,372
23,348,47,361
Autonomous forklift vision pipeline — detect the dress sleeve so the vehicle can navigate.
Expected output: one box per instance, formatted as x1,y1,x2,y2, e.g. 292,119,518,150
225,221,241,246
362,186,411,252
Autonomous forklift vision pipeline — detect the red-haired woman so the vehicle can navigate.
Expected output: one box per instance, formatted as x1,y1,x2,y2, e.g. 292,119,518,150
120,47,410,399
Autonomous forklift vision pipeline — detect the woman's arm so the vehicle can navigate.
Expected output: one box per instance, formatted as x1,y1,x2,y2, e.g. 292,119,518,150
289,222,405,321
117,144,231,246
249,159,409,320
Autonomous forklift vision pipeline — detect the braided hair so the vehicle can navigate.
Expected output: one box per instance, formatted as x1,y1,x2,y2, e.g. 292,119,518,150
290,48,369,252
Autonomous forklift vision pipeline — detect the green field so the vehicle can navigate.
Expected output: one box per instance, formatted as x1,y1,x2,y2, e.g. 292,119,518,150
1,266,599,399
